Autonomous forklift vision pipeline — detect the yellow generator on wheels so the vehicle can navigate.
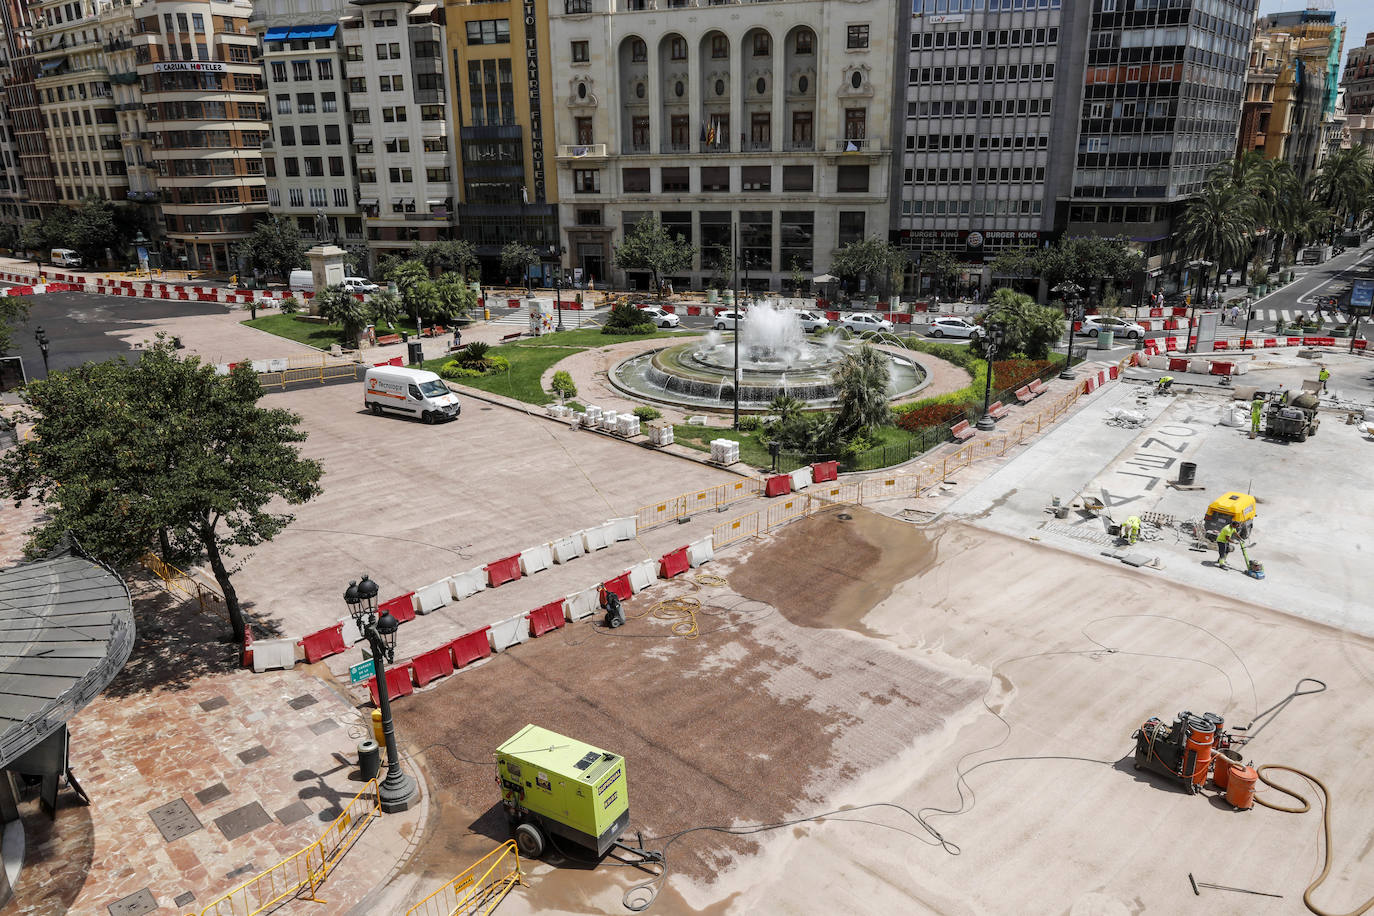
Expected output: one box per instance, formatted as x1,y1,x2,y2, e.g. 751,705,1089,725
1202,492,1256,542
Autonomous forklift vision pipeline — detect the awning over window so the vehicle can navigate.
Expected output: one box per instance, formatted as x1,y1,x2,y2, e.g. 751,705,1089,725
264,27,290,41
39,56,67,73
358,198,378,206
288,24,337,40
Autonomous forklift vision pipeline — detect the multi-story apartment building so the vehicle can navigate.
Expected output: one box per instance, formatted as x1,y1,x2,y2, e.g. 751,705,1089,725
1340,32,1374,117
1237,29,1285,158
548,0,897,292
252,0,367,270
31,0,126,206
2,0,56,218
0,0,30,234
100,0,161,232
343,0,458,270
894,0,1085,293
1242,9,1343,181
1059,0,1255,286
134,0,268,272
445,0,558,283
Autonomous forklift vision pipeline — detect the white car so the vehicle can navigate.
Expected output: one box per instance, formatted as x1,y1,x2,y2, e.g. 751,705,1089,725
840,313,894,334
638,306,680,328
342,276,380,294
794,310,831,333
713,310,745,330
1080,315,1145,339
926,316,982,339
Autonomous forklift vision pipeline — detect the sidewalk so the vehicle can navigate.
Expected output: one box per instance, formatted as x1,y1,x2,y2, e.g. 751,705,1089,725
4,582,426,916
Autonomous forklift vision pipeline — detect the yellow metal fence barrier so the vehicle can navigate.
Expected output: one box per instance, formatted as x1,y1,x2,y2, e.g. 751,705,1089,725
195,779,380,916
405,840,524,916
710,379,1089,550
634,478,762,531
140,553,226,621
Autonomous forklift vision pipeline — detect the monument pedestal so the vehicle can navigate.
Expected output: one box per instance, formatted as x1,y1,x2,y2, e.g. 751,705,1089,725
305,244,347,315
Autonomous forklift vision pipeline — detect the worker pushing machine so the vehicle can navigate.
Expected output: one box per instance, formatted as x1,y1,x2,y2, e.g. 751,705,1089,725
1215,521,1238,570
1123,515,1142,545
1250,395,1264,438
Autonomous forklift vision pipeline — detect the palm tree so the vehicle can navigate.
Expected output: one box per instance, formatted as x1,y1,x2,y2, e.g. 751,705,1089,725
1227,155,1293,284
832,344,892,436
1176,178,1251,299
1313,146,1372,238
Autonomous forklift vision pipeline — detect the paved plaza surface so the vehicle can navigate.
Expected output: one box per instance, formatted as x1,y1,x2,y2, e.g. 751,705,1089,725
5,301,1374,915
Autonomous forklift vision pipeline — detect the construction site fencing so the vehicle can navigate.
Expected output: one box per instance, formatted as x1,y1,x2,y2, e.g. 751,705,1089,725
256,361,362,390
634,478,763,531
140,552,226,621
405,840,524,916
195,779,380,916
713,380,1086,550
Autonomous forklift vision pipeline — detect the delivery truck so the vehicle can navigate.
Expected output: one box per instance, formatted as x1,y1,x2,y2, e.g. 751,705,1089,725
363,366,460,423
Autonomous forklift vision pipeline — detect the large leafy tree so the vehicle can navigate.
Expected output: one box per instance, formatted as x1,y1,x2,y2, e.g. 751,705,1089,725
0,295,31,357
370,288,403,329
500,241,541,291
1032,236,1144,305
830,237,908,299
433,273,476,322
832,343,892,436
420,240,479,278
68,199,124,266
385,258,430,328
0,338,323,643
235,217,307,280
916,249,960,298
614,217,695,294
977,288,1064,360
314,284,371,344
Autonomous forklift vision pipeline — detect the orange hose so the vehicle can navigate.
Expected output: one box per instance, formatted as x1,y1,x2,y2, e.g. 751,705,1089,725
1255,765,1374,916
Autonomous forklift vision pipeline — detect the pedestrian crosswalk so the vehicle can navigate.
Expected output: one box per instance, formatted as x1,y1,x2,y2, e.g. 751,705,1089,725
488,304,599,329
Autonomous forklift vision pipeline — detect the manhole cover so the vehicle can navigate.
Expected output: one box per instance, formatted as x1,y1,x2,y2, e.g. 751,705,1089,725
287,694,318,710
173,891,196,907
194,783,230,806
308,718,339,735
836,513,853,521
215,802,272,841
198,695,229,712
149,799,202,842
237,744,270,765
274,800,312,825
108,887,158,916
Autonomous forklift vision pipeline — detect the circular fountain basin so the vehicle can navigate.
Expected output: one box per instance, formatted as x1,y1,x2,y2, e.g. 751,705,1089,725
611,335,927,410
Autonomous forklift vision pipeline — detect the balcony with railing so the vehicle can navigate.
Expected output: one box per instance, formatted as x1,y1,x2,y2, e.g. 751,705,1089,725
660,141,690,154
823,137,884,156
557,143,607,158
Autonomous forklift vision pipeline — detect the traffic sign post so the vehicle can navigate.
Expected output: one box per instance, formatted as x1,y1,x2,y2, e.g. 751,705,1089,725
350,659,375,684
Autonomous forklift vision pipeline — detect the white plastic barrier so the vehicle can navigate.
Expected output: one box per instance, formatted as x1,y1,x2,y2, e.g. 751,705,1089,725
416,579,451,614
564,586,600,621
607,517,637,542
252,638,297,673
449,567,486,600
1188,358,1210,374
489,614,530,652
627,559,657,594
1230,360,1249,375
790,467,811,491
581,523,614,553
550,534,584,564
1148,355,1171,370
519,544,553,575
687,536,715,567
339,615,364,646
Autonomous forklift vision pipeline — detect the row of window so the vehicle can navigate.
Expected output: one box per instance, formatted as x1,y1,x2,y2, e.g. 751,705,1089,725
40,82,113,104
1066,203,1162,223
909,97,1053,118
150,101,269,122
903,198,1044,216
275,124,345,146
575,163,870,195
910,26,1060,51
270,156,348,178
53,159,127,178
350,106,446,124
41,108,118,129
40,133,119,156
275,93,340,115
907,133,1048,151
903,165,1047,183
620,29,815,63
910,62,1058,84
269,60,334,83
163,213,263,236
353,137,450,154
151,130,270,149
355,167,452,183
594,110,823,148
914,0,1062,11
346,43,404,61
267,187,353,208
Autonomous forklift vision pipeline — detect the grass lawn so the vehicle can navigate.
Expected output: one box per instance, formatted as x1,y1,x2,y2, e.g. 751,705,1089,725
419,329,678,405
244,314,422,349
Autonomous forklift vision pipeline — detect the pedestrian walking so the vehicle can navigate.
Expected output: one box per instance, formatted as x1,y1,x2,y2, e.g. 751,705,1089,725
1318,365,1330,392
1250,394,1264,438
1216,522,1236,569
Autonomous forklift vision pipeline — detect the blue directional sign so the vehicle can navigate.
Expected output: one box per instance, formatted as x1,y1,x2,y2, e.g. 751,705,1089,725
1352,280,1374,315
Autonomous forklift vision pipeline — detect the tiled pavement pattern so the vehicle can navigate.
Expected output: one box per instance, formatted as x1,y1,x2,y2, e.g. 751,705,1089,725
7,667,426,915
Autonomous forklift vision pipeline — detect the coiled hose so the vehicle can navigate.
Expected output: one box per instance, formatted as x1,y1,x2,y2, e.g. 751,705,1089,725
1254,765,1374,916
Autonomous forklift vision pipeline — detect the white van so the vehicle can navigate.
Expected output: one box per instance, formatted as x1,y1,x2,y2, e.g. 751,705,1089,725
288,269,314,291
50,248,82,268
364,366,461,423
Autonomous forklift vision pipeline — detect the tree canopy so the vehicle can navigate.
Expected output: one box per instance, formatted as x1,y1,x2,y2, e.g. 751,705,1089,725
614,217,695,293
0,337,323,643
313,284,371,344
977,288,1064,360
420,240,479,278
235,217,307,280
832,344,892,436
829,237,908,297
500,241,541,289
0,295,31,357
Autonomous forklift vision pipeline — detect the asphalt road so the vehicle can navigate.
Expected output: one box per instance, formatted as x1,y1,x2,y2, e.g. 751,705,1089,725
2,289,225,387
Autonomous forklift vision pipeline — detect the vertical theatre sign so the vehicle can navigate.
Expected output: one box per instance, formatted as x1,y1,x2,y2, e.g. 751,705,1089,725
523,0,546,202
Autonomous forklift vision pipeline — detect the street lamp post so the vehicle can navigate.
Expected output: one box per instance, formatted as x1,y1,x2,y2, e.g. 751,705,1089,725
1054,283,1084,380
1242,307,1254,350
33,325,50,377
1186,259,1213,354
732,219,741,430
553,244,566,332
976,324,1005,431
345,575,418,813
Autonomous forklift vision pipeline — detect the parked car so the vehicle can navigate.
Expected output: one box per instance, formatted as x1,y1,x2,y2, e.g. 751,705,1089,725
49,248,82,268
839,313,894,334
342,276,380,294
794,310,831,333
1080,315,1145,339
926,316,982,339
713,310,745,330
638,305,680,328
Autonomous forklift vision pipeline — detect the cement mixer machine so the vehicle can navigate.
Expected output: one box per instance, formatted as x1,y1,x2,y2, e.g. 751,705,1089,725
1131,711,1229,793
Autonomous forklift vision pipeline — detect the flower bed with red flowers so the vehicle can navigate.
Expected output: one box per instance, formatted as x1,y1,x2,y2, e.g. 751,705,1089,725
992,359,1054,390
895,401,969,432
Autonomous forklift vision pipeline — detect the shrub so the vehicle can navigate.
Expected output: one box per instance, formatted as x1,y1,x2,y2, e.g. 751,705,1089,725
438,360,484,379
633,406,662,421
457,341,492,367
550,369,577,399
603,301,647,332
486,354,509,373
737,415,761,431
279,295,300,314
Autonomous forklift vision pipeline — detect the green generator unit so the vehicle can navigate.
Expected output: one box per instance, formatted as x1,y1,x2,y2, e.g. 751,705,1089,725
496,724,631,859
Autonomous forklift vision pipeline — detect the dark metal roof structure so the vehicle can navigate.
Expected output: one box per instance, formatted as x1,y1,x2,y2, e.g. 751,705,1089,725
0,545,134,769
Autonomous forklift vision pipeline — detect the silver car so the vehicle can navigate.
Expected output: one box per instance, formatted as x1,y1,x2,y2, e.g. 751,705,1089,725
926,316,982,339
713,310,745,330
1080,315,1145,339
839,313,894,334
638,306,681,328
794,310,831,333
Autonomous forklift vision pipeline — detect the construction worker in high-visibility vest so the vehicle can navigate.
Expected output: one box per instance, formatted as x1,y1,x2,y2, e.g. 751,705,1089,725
1250,395,1264,438
1123,515,1142,545
1318,365,1330,392
1216,522,1236,569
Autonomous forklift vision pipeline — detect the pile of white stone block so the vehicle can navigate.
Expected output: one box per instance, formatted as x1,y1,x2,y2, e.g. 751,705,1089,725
710,439,740,465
